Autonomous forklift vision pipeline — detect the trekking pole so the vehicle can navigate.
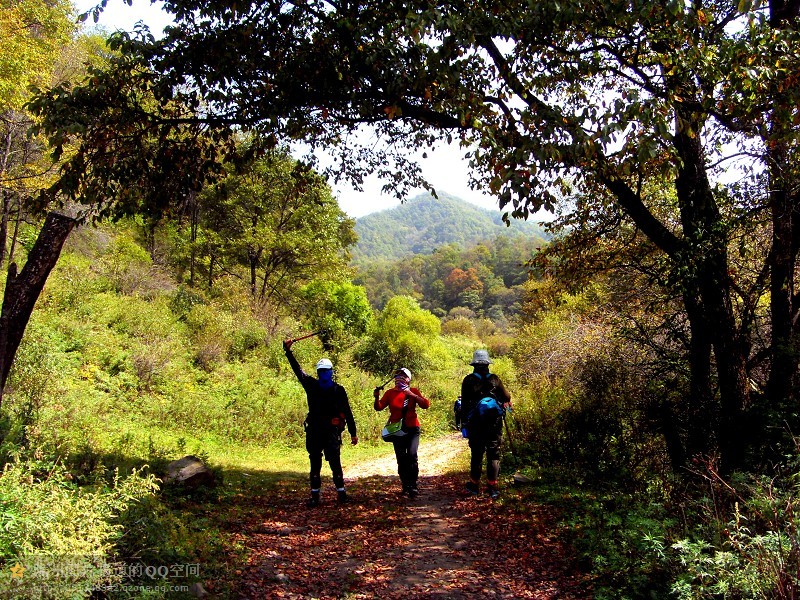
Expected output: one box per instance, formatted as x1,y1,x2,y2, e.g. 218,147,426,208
503,411,519,457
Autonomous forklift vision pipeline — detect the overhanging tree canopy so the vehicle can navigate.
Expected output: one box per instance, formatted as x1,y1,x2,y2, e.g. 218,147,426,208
30,0,800,470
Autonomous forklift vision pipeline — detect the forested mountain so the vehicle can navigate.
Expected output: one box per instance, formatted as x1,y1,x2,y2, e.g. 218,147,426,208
352,192,549,262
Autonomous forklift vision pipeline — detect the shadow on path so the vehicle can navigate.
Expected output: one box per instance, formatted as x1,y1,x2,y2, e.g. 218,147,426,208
224,471,592,599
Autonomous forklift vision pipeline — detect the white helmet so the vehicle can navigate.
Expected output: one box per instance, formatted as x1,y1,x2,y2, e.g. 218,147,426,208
316,358,333,370
395,367,412,380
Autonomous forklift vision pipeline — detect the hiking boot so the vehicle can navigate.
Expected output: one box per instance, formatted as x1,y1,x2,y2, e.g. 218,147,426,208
307,491,321,507
337,490,348,504
408,486,419,499
487,486,500,500
465,481,479,495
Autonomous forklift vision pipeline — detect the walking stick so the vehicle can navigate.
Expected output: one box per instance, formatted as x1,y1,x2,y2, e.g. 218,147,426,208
503,411,519,457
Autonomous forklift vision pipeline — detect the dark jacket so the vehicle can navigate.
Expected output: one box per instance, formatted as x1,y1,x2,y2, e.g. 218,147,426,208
285,347,357,438
460,371,511,434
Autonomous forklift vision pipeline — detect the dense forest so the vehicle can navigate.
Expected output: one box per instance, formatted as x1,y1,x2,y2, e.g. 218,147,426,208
4,0,800,597
352,193,549,338
352,191,549,261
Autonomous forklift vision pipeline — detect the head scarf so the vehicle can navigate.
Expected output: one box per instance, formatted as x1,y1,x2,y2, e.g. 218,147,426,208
394,368,411,391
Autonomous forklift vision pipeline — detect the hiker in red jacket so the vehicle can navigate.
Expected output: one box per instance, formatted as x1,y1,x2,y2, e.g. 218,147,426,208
284,339,358,507
461,349,512,500
374,368,430,498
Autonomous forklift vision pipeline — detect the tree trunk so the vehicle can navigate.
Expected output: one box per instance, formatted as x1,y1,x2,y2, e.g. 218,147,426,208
189,193,198,287
673,106,750,473
8,198,20,266
0,128,13,270
0,191,10,270
766,162,798,411
683,291,714,460
250,253,258,297
0,212,76,403
765,0,800,412
701,252,750,473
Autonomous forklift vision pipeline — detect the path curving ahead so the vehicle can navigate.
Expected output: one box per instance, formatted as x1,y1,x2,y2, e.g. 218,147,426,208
224,435,592,599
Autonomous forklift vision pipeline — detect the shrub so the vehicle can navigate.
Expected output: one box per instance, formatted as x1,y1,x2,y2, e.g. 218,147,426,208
299,280,374,350
666,466,800,599
355,296,448,375
511,291,658,485
169,286,207,321
441,316,477,338
0,460,158,598
97,233,155,295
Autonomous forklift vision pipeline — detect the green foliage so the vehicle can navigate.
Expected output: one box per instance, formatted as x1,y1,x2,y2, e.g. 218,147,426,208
171,146,357,302
511,284,657,483
441,316,477,338
184,302,268,369
355,295,447,375
537,478,674,599
0,460,158,598
0,209,524,597
353,192,549,262
354,219,538,323
299,280,373,350
664,468,800,599
168,286,207,321
0,0,75,112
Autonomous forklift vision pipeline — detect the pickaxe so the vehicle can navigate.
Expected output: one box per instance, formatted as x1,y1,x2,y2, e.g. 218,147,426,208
284,330,326,346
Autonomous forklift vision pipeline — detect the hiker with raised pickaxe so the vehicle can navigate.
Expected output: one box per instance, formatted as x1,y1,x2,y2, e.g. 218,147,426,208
283,330,357,507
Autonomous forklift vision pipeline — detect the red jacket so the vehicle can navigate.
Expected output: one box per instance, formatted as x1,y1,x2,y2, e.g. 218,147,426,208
375,387,430,428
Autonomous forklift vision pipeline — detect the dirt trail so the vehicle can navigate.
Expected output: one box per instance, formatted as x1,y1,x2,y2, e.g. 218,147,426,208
223,435,592,599
346,431,467,479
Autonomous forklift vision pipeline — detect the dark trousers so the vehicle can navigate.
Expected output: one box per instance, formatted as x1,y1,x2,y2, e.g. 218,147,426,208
469,432,502,484
307,427,344,490
393,428,420,489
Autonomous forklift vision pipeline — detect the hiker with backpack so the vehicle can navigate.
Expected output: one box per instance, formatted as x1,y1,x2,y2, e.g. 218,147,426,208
283,339,358,507
460,349,512,500
373,368,430,498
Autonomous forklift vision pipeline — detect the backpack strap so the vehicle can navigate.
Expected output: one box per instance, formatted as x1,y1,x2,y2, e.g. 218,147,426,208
472,372,496,399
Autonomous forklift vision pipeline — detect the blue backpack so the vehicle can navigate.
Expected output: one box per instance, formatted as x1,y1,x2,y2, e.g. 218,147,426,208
477,396,504,419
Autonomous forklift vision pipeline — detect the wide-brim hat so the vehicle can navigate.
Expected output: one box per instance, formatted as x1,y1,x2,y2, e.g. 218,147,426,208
470,349,492,365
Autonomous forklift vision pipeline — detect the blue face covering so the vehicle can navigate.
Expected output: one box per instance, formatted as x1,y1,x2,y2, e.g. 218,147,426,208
318,369,334,390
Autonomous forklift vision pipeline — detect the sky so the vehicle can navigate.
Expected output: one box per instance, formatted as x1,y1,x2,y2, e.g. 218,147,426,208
74,0,551,221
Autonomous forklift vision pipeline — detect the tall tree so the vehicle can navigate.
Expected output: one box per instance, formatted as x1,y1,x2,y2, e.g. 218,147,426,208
190,146,357,301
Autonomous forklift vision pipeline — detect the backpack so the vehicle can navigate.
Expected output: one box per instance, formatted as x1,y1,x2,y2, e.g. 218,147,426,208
476,396,505,420
462,373,505,437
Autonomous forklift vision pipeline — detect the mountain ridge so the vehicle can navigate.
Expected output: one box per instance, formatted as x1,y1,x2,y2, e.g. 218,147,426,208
352,192,549,262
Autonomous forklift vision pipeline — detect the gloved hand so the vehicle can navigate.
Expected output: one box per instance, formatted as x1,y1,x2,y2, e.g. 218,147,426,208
373,387,381,399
